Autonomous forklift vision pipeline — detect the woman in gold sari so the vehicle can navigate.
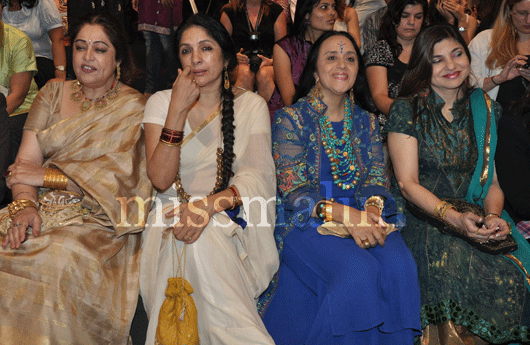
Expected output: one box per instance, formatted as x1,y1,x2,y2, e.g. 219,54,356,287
0,13,152,344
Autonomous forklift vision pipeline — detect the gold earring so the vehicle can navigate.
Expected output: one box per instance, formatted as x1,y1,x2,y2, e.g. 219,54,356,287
314,79,321,99
116,65,121,80
224,69,230,90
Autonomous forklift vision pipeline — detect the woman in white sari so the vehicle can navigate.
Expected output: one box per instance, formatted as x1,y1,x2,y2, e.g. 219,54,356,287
140,13,278,345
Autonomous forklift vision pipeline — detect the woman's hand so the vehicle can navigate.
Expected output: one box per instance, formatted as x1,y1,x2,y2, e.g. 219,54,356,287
167,66,200,121
496,55,528,84
443,0,466,24
437,0,456,24
483,215,510,241
165,198,216,244
6,158,46,189
451,211,496,242
257,54,273,68
341,206,387,248
2,207,42,249
237,48,250,65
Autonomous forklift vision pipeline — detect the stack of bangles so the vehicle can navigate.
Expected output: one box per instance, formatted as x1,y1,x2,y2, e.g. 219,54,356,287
227,185,242,210
160,127,184,147
434,200,456,220
43,168,68,190
316,200,333,222
8,199,39,219
364,195,385,216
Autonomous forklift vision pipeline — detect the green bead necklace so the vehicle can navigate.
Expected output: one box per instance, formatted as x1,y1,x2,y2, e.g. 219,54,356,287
319,97,360,190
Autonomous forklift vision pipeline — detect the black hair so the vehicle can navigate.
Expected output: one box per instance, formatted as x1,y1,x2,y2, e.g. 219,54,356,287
68,13,138,85
292,0,341,37
3,0,38,9
294,30,372,110
398,24,472,121
175,13,238,192
378,0,428,58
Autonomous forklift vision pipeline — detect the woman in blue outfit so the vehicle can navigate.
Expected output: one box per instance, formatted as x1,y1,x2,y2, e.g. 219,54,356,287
258,30,422,344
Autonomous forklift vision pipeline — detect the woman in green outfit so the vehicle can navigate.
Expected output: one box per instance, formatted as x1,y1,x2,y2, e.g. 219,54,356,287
385,24,530,344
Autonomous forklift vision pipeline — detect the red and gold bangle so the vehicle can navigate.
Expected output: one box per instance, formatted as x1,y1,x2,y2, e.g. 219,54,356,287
160,128,184,146
228,185,241,210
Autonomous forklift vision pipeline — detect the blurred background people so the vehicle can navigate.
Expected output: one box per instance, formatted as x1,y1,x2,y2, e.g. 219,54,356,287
2,0,66,88
221,0,287,102
428,0,478,44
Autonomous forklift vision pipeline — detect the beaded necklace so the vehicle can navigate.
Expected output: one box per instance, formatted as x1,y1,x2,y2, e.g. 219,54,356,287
319,97,360,190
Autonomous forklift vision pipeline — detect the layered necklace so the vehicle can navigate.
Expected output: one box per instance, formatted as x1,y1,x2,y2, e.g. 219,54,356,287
70,79,120,113
319,97,360,190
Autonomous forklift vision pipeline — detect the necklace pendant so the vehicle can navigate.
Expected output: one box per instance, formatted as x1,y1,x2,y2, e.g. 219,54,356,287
94,98,107,109
70,90,84,102
81,100,92,112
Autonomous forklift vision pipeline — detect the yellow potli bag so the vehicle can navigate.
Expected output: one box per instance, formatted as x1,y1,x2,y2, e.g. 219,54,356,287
155,238,200,345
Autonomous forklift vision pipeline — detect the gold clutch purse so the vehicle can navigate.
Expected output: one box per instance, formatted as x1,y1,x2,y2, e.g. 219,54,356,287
317,221,396,239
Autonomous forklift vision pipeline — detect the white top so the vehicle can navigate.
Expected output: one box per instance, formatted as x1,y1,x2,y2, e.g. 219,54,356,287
2,0,62,60
468,29,501,100
354,0,386,29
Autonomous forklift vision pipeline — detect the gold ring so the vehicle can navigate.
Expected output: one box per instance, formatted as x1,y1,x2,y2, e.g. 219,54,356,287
362,239,370,248
5,171,12,178
186,236,192,241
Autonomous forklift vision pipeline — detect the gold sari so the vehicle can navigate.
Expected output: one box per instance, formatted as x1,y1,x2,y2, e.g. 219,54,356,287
0,82,153,344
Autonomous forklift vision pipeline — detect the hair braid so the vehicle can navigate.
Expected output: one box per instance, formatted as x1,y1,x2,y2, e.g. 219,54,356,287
215,82,236,193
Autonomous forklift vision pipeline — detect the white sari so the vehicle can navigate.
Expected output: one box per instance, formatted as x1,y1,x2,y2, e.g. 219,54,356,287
140,89,278,345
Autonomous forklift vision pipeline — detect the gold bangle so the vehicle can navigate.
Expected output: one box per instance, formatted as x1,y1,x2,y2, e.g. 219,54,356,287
159,137,182,147
484,213,500,220
43,168,68,190
434,201,446,218
228,185,241,210
8,199,38,219
364,195,384,216
439,203,456,220
324,202,333,222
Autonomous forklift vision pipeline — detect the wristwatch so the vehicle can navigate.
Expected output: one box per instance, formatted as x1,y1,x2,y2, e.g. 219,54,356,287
55,65,66,71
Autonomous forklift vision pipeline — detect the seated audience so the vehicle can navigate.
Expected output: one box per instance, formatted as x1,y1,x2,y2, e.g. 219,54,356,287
365,0,428,126
2,0,66,88
259,30,421,345
428,0,478,44
0,13,152,343
496,89,530,226
220,0,287,102
385,24,530,344
334,0,361,47
268,0,339,117
0,9,38,203
468,0,530,110
360,0,390,53
140,14,278,344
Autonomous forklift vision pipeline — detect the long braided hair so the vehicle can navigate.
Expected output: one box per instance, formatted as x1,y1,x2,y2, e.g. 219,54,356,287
175,14,237,192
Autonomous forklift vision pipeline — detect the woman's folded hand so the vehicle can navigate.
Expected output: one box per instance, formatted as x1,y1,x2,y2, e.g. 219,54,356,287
341,206,387,248
6,158,46,189
2,207,42,249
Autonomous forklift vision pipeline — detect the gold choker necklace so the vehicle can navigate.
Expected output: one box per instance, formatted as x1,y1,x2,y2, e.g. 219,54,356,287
70,79,120,113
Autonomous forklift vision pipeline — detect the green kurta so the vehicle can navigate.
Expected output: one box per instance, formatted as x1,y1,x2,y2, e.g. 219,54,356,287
384,90,530,343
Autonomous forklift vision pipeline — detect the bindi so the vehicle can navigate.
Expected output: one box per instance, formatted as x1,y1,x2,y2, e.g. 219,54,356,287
339,41,343,54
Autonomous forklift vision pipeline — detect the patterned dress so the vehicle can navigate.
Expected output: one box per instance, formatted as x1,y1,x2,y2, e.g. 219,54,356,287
383,90,530,344
364,39,407,128
259,88,421,344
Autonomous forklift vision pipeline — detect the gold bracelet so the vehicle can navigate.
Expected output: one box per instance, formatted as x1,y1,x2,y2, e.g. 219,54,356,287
434,201,449,219
484,213,500,220
8,199,38,219
159,137,182,147
228,185,241,210
364,195,384,216
439,203,456,220
324,202,333,222
43,168,68,190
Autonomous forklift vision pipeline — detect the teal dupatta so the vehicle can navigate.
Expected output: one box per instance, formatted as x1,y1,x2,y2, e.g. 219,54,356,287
468,89,530,290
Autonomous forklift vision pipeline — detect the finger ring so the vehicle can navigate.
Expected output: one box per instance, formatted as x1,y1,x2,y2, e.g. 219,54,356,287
186,236,192,241
4,171,12,178
12,223,21,227
362,239,370,248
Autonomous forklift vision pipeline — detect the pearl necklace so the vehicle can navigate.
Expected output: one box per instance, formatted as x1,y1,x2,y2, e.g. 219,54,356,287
319,97,360,190
70,79,120,113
